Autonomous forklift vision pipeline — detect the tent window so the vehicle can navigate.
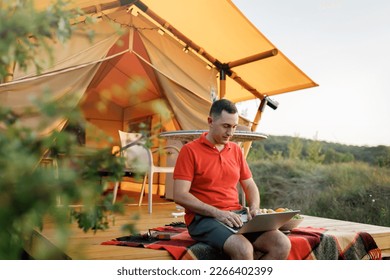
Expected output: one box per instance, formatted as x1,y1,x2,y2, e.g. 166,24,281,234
127,116,152,137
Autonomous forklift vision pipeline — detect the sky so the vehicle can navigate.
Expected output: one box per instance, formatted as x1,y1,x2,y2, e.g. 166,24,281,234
232,0,390,147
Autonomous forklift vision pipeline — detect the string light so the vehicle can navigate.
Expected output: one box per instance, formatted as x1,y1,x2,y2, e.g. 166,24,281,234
97,12,161,32
182,45,189,53
127,7,139,17
70,5,221,80
95,11,215,70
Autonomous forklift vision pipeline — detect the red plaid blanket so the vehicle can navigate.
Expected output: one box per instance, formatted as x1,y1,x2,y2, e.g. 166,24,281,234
101,226,382,260
287,227,381,260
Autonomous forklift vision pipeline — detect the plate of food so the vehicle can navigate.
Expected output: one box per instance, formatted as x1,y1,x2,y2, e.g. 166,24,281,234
274,208,304,231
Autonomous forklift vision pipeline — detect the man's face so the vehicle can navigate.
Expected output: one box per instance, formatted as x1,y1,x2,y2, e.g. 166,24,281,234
208,110,239,145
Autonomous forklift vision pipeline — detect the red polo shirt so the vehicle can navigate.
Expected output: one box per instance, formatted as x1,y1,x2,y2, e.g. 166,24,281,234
173,132,252,225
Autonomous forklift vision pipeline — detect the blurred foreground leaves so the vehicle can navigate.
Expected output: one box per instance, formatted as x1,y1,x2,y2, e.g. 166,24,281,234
0,0,133,259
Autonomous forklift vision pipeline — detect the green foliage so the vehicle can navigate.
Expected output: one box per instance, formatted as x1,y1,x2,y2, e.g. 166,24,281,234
0,94,128,259
369,146,390,167
249,135,390,166
307,162,390,226
248,134,390,227
257,135,290,158
248,158,390,227
246,142,267,162
287,136,303,160
0,0,81,80
249,159,327,211
0,0,131,259
306,138,325,163
324,148,355,164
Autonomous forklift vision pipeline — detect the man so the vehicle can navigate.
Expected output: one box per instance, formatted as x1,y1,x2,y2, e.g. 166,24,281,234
173,99,291,260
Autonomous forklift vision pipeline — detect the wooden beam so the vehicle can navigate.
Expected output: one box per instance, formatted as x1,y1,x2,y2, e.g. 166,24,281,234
134,1,271,101
78,0,271,102
219,70,227,99
252,97,268,132
81,0,139,14
242,98,268,158
228,49,278,69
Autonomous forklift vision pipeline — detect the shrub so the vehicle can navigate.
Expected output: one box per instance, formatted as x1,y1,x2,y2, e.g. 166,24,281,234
0,0,130,259
249,159,390,227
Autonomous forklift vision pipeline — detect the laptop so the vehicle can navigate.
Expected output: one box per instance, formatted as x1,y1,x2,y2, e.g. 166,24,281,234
220,210,300,234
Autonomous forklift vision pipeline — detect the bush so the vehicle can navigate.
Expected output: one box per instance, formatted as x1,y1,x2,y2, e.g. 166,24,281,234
307,162,390,226
0,99,128,259
249,158,390,227
0,0,130,259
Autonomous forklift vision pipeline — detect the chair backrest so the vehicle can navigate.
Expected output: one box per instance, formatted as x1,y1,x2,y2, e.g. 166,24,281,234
118,130,151,173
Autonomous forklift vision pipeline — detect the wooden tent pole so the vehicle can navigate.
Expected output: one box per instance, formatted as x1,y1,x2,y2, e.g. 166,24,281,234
241,97,267,157
228,49,278,69
219,69,226,99
252,97,268,132
81,0,138,14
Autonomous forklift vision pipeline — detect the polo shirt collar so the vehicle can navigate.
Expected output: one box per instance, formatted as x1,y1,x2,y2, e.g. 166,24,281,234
200,132,233,150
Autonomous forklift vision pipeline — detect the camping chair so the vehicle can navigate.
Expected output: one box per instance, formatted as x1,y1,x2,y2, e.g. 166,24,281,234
114,130,180,213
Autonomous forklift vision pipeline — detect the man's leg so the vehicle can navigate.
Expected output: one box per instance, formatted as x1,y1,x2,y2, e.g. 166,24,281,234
251,230,291,260
188,215,238,255
223,234,255,260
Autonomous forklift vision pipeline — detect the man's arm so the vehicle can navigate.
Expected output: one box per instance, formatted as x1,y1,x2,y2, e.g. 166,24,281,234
174,179,243,228
240,177,261,218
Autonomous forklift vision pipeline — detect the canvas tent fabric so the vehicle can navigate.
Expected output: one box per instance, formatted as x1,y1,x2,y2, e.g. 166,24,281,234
1,0,317,144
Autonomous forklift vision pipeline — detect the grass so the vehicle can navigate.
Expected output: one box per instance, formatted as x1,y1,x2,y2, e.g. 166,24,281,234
249,159,390,227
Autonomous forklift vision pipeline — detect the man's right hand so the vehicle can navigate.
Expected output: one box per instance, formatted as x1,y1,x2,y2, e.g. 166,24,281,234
215,210,243,228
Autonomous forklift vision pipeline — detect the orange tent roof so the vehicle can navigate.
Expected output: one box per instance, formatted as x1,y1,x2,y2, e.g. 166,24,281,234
1,0,317,139
34,0,318,102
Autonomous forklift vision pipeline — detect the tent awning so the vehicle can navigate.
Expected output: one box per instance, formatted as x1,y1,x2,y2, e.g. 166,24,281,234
1,0,318,140
34,0,318,102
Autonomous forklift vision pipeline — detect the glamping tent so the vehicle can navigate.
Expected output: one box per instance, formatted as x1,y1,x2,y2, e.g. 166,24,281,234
0,0,317,195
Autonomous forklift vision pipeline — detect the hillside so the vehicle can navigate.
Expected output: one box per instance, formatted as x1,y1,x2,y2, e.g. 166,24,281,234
248,135,390,167
246,135,390,227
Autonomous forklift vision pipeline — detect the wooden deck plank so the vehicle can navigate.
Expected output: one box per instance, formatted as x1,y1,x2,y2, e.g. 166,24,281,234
27,201,181,260
26,200,390,260
299,215,390,255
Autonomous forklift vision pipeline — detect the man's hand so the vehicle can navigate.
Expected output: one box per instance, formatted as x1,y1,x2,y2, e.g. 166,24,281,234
246,207,261,220
215,210,243,228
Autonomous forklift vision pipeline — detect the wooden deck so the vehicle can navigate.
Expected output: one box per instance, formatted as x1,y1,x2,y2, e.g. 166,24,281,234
25,193,390,260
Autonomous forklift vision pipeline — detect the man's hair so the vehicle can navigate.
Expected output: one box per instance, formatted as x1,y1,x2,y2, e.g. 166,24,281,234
209,99,238,119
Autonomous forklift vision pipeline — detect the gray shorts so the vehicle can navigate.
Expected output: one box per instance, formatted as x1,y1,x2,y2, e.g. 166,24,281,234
187,211,262,251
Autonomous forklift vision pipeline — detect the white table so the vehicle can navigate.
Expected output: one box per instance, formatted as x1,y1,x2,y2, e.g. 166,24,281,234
159,129,267,143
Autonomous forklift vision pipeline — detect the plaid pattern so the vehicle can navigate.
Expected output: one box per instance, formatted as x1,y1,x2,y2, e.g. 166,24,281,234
288,227,382,260
102,226,382,260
